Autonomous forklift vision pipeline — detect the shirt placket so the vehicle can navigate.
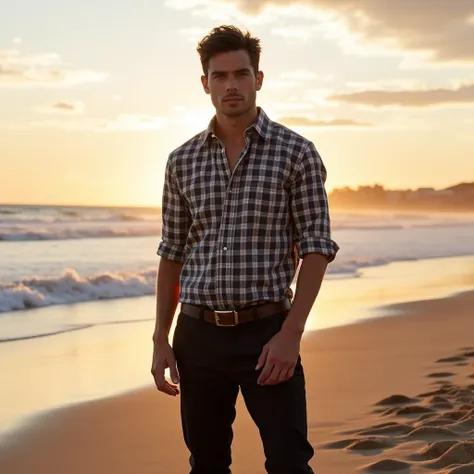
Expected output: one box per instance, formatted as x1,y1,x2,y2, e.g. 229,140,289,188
216,136,251,309
211,139,230,309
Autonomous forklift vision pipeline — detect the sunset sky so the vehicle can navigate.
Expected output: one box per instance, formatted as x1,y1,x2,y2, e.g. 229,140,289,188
1,0,473,207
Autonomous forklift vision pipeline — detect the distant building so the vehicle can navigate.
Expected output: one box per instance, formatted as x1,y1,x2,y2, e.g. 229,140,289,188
328,182,474,211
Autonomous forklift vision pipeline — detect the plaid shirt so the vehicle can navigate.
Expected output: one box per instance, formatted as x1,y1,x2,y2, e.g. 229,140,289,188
157,108,339,310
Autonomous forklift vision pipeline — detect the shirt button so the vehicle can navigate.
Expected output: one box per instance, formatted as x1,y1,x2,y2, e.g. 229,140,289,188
223,247,228,251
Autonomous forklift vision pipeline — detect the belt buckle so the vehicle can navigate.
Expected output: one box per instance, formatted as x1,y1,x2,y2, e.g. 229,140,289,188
214,310,239,326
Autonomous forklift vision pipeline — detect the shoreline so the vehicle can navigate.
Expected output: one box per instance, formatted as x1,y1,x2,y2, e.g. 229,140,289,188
2,253,474,340
2,288,474,473
1,254,474,445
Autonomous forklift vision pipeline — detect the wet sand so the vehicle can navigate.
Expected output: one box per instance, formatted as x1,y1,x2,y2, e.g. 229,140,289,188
2,289,474,473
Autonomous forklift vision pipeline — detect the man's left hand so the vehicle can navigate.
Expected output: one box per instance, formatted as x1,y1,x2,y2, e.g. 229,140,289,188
255,328,302,385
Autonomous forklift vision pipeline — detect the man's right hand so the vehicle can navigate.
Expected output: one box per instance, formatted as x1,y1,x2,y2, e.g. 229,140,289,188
151,339,180,396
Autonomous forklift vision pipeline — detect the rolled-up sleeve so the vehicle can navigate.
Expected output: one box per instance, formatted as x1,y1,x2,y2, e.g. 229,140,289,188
289,142,340,262
157,157,191,263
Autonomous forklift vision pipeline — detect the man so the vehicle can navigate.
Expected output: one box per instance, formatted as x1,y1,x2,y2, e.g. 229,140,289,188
152,25,339,474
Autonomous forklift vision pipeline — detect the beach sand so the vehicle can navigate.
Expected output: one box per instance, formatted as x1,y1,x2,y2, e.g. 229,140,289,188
2,290,474,474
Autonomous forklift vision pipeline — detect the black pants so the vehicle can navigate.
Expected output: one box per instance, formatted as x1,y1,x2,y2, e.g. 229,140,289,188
172,308,315,474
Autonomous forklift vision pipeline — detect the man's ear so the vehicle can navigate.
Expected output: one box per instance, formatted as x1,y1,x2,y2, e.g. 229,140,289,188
201,75,210,94
256,71,264,91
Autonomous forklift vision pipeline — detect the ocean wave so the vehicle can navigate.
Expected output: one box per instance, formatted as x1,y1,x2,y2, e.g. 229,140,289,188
0,254,425,314
0,224,161,241
0,268,157,313
0,213,155,225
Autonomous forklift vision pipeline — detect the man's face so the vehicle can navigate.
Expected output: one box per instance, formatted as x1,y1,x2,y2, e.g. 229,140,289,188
201,49,263,118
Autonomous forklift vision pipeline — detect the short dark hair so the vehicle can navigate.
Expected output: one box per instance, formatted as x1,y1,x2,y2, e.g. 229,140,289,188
197,25,262,77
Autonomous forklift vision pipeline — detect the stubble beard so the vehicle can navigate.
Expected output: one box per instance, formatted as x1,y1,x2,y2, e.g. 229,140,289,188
220,98,255,119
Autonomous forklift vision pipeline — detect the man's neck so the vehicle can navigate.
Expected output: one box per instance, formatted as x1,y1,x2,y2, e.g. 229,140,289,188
214,107,258,143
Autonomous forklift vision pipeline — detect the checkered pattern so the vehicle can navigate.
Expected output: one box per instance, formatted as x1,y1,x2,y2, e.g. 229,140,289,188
157,108,339,310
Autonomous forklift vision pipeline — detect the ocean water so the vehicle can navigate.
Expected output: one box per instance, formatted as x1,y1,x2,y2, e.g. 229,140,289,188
2,204,474,341
2,204,474,438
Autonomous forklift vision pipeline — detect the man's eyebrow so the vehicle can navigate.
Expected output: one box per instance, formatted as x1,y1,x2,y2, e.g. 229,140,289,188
210,68,251,76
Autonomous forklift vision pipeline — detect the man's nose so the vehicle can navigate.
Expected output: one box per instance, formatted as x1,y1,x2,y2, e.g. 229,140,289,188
225,77,238,92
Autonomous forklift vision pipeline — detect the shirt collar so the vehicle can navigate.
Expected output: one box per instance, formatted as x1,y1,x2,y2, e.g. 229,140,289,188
198,107,272,150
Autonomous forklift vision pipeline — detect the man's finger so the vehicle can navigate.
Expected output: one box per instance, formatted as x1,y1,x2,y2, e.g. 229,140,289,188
169,361,180,385
277,366,293,384
266,365,287,385
255,345,269,371
263,364,283,385
153,368,178,396
165,382,180,396
257,358,276,385
153,369,166,390
155,378,179,396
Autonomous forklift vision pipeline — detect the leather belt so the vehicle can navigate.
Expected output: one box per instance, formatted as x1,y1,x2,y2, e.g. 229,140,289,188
181,299,291,327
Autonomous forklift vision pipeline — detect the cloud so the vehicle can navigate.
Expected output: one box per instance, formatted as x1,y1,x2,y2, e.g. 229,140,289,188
327,82,474,107
34,101,86,115
0,49,108,87
100,114,168,132
279,70,318,81
279,116,373,127
8,118,103,132
180,0,474,63
344,79,427,91
178,27,209,42
264,79,299,89
271,26,314,40
165,0,205,10
266,102,314,113
165,0,288,24
8,114,169,132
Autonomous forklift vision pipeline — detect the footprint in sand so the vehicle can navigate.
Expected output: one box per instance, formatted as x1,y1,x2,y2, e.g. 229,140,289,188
462,351,474,358
437,356,468,363
432,381,457,387
345,437,395,453
431,410,469,422
381,405,434,417
424,440,474,470
403,425,459,441
420,395,454,411
338,422,402,436
320,438,357,449
407,439,458,461
362,459,411,472
428,372,457,378
443,464,474,473
375,394,417,406
418,386,457,398
325,375,474,473
447,418,474,433
320,437,395,453
356,423,413,437
414,415,459,429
